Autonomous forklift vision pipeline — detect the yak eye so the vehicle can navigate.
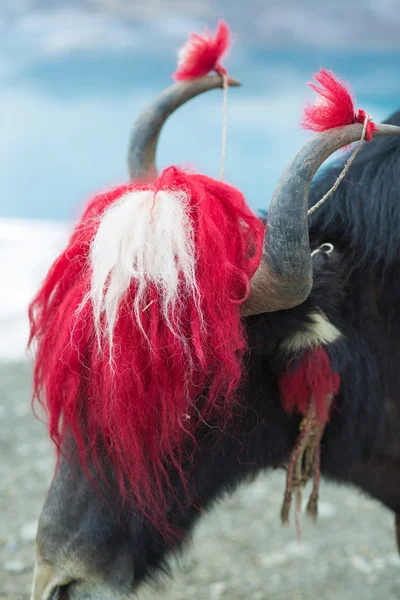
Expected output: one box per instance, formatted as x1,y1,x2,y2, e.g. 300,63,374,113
48,583,75,600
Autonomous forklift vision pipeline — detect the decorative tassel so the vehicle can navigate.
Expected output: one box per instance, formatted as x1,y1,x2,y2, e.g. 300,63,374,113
280,347,340,423
301,69,377,141
173,20,231,81
302,69,378,217
279,346,340,535
172,20,232,181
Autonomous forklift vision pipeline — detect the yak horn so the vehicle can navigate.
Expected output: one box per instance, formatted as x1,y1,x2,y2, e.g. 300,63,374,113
128,75,240,180
242,123,400,316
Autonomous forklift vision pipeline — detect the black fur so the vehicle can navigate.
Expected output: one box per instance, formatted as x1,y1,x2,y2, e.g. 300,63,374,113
37,111,400,596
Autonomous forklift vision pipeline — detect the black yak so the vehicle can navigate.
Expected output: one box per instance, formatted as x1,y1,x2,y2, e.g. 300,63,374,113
29,75,400,599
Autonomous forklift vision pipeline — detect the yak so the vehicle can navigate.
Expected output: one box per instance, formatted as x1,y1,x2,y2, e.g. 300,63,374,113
29,74,400,599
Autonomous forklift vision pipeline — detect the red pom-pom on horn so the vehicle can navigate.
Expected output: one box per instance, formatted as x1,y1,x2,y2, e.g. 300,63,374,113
173,20,231,80
301,69,377,141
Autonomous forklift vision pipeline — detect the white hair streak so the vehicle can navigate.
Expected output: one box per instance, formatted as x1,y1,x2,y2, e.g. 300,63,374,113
280,312,342,354
78,188,203,358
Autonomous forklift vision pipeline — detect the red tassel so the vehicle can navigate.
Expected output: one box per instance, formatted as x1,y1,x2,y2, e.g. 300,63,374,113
301,69,377,142
173,20,231,81
279,347,340,424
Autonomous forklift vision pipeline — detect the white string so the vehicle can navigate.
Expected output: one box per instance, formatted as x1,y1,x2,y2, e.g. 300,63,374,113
307,115,371,217
219,74,229,181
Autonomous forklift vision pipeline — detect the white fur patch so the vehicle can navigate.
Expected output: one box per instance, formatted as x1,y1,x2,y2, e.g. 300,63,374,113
83,188,201,352
281,312,342,354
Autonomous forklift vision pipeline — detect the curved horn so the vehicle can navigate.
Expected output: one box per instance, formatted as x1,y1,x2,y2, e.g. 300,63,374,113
128,75,240,180
242,123,400,316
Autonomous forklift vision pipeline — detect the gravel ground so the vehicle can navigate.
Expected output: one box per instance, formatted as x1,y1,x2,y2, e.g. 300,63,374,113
1,361,399,600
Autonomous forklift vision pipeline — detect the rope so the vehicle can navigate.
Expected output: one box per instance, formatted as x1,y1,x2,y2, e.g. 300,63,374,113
219,73,229,181
307,115,371,217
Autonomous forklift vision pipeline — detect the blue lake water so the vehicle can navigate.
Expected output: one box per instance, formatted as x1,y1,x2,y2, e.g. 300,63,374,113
1,21,400,221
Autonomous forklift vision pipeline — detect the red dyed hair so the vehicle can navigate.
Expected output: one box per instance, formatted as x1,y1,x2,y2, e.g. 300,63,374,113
29,167,264,527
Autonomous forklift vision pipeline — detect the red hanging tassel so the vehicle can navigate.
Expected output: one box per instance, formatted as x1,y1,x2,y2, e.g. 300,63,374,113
173,20,231,81
279,347,341,528
301,69,377,141
279,346,340,424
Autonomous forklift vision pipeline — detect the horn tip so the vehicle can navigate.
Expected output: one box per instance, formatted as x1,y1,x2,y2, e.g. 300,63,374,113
228,76,241,87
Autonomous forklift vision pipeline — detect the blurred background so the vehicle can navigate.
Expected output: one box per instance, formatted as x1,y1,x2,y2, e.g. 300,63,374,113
1,2,400,599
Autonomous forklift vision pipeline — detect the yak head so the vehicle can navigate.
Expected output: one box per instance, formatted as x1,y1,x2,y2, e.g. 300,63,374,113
30,74,400,599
